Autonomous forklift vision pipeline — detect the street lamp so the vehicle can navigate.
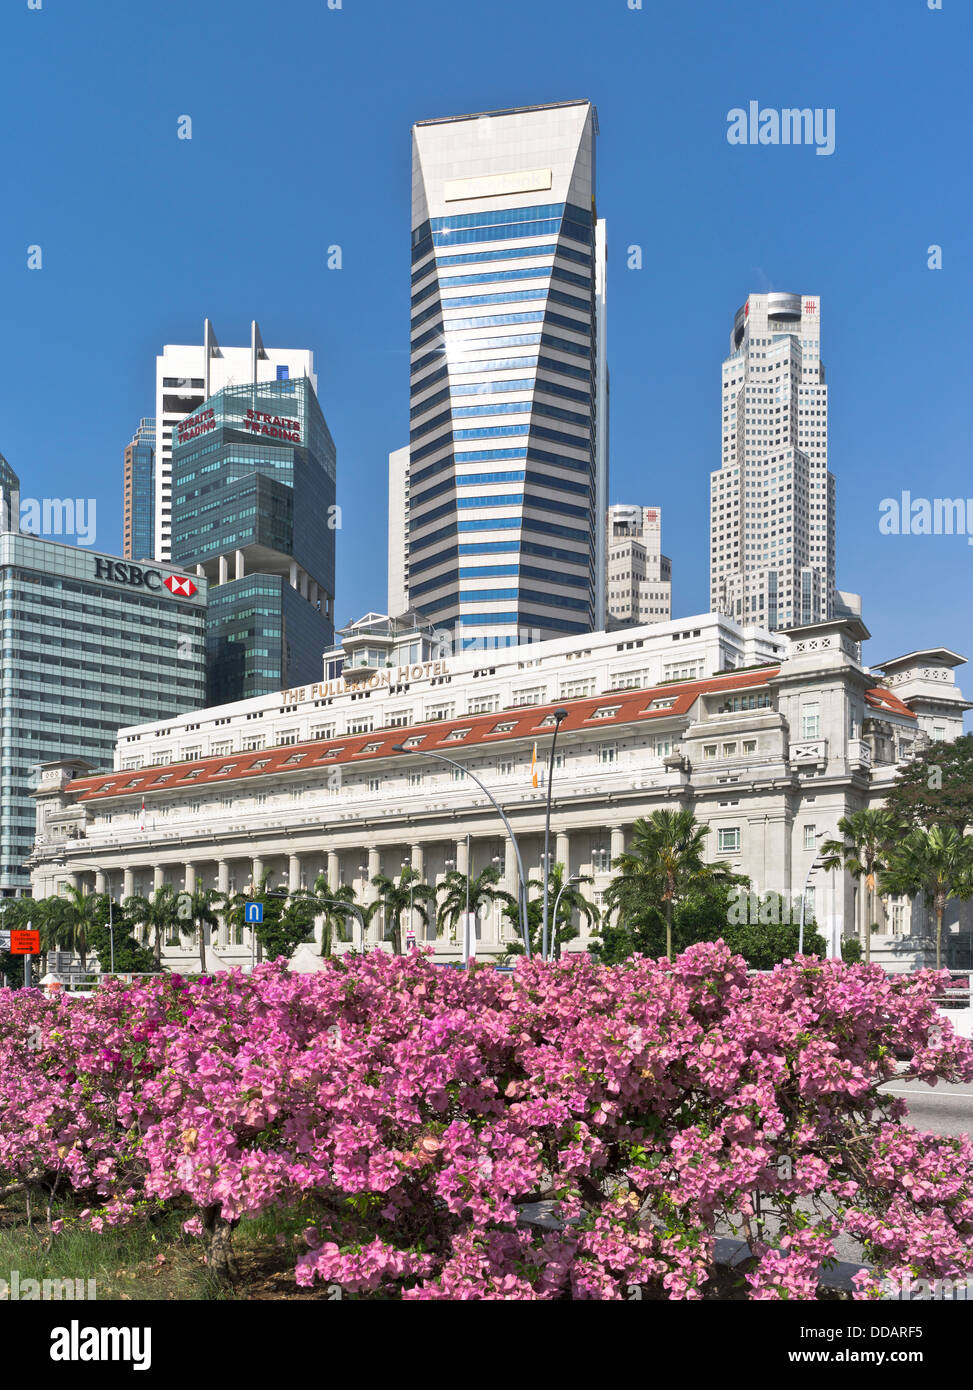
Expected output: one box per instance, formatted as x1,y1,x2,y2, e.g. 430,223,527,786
550,874,581,963
541,708,569,962
799,832,828,956
316,897,367,954
89,865,115,975
392,745,531,958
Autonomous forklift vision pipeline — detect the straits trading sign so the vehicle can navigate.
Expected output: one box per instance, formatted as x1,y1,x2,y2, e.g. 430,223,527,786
242,409,301,443
281,660,450,704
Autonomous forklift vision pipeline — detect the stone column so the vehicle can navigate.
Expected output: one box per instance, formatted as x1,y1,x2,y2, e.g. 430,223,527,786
288,854,301,895
184,862,196,894
410,844,426,941
217,861,230,949
556,832,570,875
218,553,229,585
94,870,107,894
153,865,166,892
610,826,626,861
234,549,245,581
503,840,519,943
367,847,382,943
251,857,264,893
327,851,339,891
122,867,134,900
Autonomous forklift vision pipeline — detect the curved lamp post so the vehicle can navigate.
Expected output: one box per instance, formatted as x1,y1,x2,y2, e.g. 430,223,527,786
392,745,531,958
541,708,570,962
316,896,367,954
798,832,827,955
549,874,580,962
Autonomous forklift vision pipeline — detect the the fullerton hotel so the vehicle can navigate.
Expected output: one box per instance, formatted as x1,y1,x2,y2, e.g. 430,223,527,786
27,610,972,972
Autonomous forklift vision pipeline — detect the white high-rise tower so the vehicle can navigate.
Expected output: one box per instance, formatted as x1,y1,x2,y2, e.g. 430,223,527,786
406,100,608,648
710,292,835,630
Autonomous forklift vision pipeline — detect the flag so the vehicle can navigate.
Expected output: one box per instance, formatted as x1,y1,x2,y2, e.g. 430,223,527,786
139,795,145,832
531,743,538,788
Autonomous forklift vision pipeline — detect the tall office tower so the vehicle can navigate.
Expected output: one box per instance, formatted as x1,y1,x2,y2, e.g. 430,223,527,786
169,376,336,704
407,100,608,650
154,320,315,562
123,418,156,560
605,504,672,627
0,453,20,532
710,292,835,631
387,445,410,616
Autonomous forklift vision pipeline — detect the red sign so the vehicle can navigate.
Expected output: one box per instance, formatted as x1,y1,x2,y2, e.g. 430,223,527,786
177,407,216,445
10,930,40,955
243,409,301,443
164,575,197,597
804,300,817,314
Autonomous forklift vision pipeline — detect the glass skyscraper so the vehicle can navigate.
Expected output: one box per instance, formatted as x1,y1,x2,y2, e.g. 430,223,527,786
123,418,156,560
169,375,336,704
3,533,207,893
406,100,608,649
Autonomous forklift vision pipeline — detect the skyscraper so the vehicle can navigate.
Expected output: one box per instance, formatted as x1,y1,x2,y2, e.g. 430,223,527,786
154,321,315,562
605,504,671,627
169,375,336,704
123,418,156,560
407,100,608,649
710,292,835,630
387,445,410,616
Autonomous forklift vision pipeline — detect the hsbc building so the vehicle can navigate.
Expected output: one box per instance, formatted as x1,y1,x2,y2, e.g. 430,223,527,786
0,533,207,893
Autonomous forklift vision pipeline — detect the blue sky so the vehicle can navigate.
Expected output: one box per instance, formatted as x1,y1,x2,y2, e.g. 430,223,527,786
1,0,969,684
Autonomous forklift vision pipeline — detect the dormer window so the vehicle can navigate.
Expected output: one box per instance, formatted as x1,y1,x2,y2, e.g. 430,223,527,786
443,729,470,741
590,706,620,721
490,721,516,735
283,753,307,766
403,735,426,749
215,764,237,776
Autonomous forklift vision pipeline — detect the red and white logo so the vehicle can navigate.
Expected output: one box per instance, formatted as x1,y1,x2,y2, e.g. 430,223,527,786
804,300,817,315
164,575,197,597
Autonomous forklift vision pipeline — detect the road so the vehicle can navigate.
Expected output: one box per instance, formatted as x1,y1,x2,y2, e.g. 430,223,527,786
880,1077,973,1138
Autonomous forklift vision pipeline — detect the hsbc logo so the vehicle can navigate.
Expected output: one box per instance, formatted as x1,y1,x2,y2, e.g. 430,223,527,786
165,575,197,597
94,558,199,599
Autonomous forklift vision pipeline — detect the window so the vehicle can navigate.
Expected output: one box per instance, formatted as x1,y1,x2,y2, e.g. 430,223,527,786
804,824,816,851
279,730,300,745
800,703,820,740
933,725,947,742
703,744,717,761
403,735,425,749
408,771,423,788
348,718,373,735
742,739,757,754
283,753,307,766
497,758,514,776
451,767,465,782
512,688,544,707
250,757,272,770
469,695,499,714
598,745,617,766
718,827,740,853
242,736,264,752
444,729,471,742
368,777,382,793
361,741,383,754
663,660,703,682
590,706,620,721
215,764,237,776
722,742,737,758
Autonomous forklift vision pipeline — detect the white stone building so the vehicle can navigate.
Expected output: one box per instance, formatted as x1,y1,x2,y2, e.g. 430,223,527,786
606,505,672,627
27,615,971,972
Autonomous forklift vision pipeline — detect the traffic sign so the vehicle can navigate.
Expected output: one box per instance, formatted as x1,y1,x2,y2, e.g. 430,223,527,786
0,931,9,951
244,901,263,924
10,930,40,955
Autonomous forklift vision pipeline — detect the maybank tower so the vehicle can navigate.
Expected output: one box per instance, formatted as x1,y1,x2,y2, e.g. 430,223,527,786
405,101,608,649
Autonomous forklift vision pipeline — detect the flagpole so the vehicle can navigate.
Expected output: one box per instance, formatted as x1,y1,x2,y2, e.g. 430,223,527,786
541,709,570,962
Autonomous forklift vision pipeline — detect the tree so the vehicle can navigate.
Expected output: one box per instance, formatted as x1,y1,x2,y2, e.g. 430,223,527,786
883,732,973,833
436,865,515,948
880,825,973,970
821,808,901,964
59,884,103,970
84,894,157,974
178,881,222,973
221,870,287,964
123,885,181,967
290,875,361,956
502,863,599,961
365,867,436,955
605,810,739,960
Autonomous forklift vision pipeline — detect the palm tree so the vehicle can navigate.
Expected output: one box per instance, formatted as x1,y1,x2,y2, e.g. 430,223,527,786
123,884,180,968
221,869,280,963
436,865,516,948
502,863,599,961
365,867,436,955
605,809,736,961
880,824,973,970
59,884,103,971
820,808,900,964
180,880,222,973
290,874,360,955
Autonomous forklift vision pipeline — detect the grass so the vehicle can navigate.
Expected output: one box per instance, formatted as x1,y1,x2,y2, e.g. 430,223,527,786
0,1196,328,1300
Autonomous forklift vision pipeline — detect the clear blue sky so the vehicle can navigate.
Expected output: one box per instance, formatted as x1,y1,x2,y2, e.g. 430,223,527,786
1,0,969,686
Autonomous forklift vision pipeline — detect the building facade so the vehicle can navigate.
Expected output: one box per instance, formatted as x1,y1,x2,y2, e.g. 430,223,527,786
2,536,208,894
711,292,836,630
407,100,608,649
169,376,336,705
387,445,410,616
606,504,672,627
123,418,156,560
29,614,970,969
154,320,315,562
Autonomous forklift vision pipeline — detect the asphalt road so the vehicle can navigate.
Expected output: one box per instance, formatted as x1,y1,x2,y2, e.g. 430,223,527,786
880,1077,973,1139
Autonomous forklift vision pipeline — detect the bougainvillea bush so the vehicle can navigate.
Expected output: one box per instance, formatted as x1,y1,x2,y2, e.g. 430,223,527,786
1,943,972,1300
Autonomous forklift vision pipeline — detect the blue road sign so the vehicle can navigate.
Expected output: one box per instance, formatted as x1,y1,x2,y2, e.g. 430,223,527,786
244,901,263,924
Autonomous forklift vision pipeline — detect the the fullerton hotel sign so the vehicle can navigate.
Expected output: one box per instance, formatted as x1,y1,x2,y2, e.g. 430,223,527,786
281,660,451,705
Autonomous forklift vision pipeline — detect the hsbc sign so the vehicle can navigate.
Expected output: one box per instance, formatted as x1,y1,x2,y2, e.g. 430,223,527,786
94,558,198,598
